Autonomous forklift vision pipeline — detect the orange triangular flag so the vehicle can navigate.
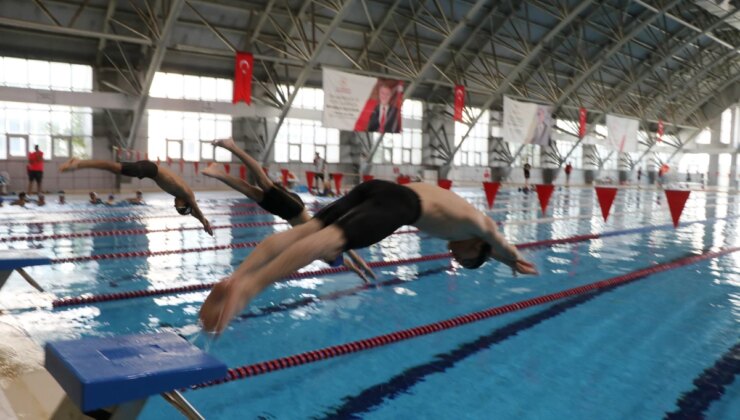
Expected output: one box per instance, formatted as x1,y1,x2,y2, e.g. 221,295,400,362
665,189,691,227
166,156,173,166
482,182,500,209
595,186,618,221
535,184,555,215
332,173,343,195
437,179,452,190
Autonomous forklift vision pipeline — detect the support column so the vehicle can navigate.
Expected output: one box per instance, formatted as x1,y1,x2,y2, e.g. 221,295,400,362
582,144,598,184
424,104,455,181
708,117,723,186
617,152,631,184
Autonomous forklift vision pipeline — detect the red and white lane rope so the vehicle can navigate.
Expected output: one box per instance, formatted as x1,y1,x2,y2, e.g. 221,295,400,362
3,209,272,226
190,246,740,389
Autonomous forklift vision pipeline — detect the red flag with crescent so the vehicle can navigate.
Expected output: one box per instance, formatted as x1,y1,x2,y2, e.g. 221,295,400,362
233,52,254,104
578,107,587,138
657,119,664,143
453,85,465,122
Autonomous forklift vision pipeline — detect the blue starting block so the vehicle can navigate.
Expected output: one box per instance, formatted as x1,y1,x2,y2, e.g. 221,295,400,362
0,249,50,292
45,332,227,419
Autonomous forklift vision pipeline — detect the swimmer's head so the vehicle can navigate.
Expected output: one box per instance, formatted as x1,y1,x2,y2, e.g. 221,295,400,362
89,192,97,199
136,190,143,198
448,238,491,269
18,192,27,200
174,197,191,215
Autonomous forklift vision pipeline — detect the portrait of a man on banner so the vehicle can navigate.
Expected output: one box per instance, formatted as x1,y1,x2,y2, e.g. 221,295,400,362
354,79,404,134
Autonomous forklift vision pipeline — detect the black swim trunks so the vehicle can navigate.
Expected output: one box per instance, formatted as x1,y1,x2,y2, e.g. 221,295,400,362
313,179,422,251
258,184,305,221
121,161,159,179
27,170,43,183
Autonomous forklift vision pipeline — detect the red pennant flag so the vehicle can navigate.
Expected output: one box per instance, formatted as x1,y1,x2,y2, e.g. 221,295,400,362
224,163,231,174
233,52,254,104
393,167,400,175
332,172,343,195
665,189,691,228
306,171,315,191
453,85,465,122
595,186,618,222
483,169,490,180
578,107,587,138
483,181,500,209
438,179,453,190
657,119,664,143
397,175,410,185
535,184,555,215
166,157,173,166
280,169,289,187
193,161,199,174
178,159,184,173
362,174,374,183
239,165,247,180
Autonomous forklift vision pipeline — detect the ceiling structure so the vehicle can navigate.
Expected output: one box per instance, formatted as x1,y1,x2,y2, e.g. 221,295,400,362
0,0,738,160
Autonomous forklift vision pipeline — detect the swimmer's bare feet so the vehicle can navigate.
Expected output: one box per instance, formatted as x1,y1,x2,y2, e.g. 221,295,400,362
59,158,79,172
199,276,260,334
211,137,236,150
201,162,226,178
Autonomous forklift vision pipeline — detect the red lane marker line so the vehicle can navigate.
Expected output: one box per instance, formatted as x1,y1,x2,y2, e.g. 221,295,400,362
190,246,740,389
50,232,611,308
4,209,273,226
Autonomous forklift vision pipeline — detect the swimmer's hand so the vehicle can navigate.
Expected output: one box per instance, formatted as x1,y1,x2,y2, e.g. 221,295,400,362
202,218,214,236
199,276,256,335
513,259,538,275
347,250,376,283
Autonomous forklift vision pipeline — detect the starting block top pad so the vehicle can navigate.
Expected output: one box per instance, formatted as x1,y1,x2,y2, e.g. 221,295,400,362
0,249,50,270
45,332,227,412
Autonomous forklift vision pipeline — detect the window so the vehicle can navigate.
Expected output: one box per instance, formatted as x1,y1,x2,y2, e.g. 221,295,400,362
277,85,324,110
514,144,541,167
454,109,489,166
695,128,711,145
149,72,233,102
720,108,732,145
148,110,232,161
0,102,92,159
0,57,92,92
274,118,339,163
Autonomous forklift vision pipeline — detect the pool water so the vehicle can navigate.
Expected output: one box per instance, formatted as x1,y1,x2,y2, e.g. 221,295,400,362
0,187,738,419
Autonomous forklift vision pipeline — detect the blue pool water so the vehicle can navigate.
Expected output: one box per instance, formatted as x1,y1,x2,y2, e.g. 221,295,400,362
0,187,738,419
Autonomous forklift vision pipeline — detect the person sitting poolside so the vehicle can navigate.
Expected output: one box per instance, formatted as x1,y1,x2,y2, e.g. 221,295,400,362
199,179,538,334
36,193,46,207
125,190,145,205
204,138,375,283
60,158,212,235
11,192,28,206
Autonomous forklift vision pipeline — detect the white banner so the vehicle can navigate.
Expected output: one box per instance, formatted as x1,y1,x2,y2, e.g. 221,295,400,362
503,97,553,145
606,114,639,153
322,68,403,133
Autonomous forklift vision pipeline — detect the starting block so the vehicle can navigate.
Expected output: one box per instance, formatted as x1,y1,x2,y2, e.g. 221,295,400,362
0,249,50,292
45,332,227,419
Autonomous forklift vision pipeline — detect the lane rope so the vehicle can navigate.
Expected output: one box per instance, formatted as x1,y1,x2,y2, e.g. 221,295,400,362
3,209,274,226
189,246,740,389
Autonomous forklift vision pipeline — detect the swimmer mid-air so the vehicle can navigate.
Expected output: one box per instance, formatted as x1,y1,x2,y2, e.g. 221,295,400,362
200,179,538,334
204,137,375,282
60,158,213,235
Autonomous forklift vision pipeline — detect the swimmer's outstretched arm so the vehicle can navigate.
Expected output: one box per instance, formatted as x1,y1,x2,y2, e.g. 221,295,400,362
187,196,213,236
59,158,121,174
343,258,370,284
346,250,376,281
478,216,538,275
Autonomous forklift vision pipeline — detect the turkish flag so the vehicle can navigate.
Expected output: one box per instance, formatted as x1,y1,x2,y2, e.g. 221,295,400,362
233,52,254,104
657,120,664,143
453,85,465,122
578,107,587,138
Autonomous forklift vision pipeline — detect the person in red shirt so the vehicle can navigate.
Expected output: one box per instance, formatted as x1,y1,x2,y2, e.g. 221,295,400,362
27,145,44,195
564,162,573,186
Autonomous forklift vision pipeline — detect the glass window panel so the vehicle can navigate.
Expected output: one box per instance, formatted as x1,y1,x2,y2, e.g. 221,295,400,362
201,141,214,160
53,137,70,157
7,107,28,133
71,65,92,91
392,134,402,148
402,149,410,163
215,145,231,161
289,144,300,161
28,109,49,134
383,148,391,163
50,110,71,135
392,147,401,164
402,131,412,148
71,136,91,159
166,73,184,99
9,136,27,157
29,135,51,158
327,129,340,145
199,117,215,140
301,143,314,163
167,140,182,159
183,75,201,100
50,62,72,91
215,119,231,138
28,60,50,89
200,77,216,101
274,143,288,162
150,72,167,97
183,139,198,161
5,58,27,87
184,117,199,140
166,112,183,139
412,148,421,165
327,145,339,163
216,78,232,102
315,127,326,144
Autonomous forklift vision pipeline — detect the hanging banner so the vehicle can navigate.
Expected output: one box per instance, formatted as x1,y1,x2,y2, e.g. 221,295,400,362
503,96,553,146
453,85,465,122
233,52,254,104
578,107,587,138
606,114,639,153
657,119,664,143
322,68,403,133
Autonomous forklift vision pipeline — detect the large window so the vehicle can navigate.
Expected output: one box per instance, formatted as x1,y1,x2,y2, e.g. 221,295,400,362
695,128,711,145
0,102,92,160
147,110,232,162
0,57,92,92
274,118,339,163
720,108,733,145
454,109,489,166
371,100,424,165
277,85,324,110
149,72,232,102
